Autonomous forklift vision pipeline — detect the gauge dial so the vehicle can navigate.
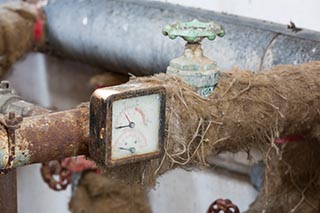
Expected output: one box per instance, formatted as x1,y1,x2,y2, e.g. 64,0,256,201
111,94,161,160
89,83,166,167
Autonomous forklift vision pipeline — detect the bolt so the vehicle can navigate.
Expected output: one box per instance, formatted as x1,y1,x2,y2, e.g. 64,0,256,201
6,112,22,126
8,112,15,120
0,81,10,89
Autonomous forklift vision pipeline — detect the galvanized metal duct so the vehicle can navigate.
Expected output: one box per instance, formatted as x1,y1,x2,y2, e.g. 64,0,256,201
44,0,320,76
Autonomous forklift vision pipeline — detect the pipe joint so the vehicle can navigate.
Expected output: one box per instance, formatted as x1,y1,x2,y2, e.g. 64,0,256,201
0,112,23,174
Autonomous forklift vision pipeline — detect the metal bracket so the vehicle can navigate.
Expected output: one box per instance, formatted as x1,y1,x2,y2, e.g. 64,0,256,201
0,112,22,174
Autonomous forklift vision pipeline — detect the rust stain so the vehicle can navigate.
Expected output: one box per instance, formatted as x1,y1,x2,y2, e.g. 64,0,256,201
0,125,8,168
14,106,89,166
0,103,89,169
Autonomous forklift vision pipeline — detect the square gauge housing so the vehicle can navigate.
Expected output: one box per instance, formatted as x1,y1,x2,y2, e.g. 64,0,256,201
89,83,166,167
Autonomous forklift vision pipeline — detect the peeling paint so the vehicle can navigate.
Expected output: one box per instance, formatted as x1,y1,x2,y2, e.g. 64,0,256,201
0,125,8,169
0,106,89,170
13,148,30,167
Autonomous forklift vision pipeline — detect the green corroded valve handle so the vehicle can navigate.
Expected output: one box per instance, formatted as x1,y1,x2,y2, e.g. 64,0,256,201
163,19,225,98
162,19,225,43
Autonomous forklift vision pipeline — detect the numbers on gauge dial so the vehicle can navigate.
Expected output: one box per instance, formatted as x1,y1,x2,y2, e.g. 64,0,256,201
111,94,161,160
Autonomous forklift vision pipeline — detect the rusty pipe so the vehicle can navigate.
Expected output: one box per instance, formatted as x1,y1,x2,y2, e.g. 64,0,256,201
0,105,89,170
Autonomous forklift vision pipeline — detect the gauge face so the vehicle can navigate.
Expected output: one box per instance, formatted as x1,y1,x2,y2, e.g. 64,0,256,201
89,84,166,167
111,94,161,160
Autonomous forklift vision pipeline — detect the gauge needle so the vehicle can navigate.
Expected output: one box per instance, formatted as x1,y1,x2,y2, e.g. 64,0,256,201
119,147,136,153
115,122,135,129
116,112,135,129
124,112,132,123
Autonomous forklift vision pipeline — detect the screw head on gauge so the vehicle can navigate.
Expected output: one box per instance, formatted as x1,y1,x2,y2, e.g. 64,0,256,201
89,83,166,167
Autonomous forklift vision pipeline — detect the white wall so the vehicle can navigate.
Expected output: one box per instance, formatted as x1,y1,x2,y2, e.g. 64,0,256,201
149,168,257,213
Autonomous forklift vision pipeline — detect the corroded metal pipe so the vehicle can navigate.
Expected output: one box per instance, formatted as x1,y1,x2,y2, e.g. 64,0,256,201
0,105,89,169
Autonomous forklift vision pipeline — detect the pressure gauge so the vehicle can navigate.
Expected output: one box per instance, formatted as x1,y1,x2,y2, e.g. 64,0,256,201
89,83,166,167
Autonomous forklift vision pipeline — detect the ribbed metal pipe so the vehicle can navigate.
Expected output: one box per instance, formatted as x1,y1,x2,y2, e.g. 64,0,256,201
44,0,320,76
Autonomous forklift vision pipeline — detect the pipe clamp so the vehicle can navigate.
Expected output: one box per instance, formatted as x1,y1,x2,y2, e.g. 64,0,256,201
0,112,22,174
